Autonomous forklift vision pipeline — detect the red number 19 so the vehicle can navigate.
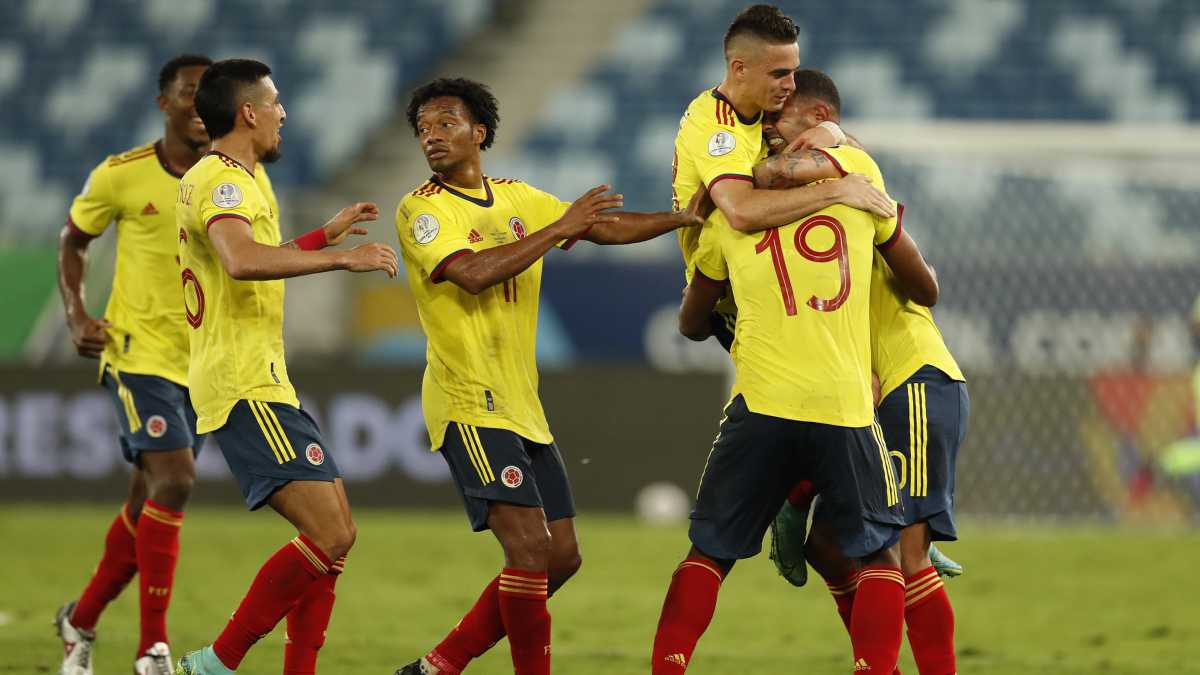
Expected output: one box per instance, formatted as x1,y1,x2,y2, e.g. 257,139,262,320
754,215,850,314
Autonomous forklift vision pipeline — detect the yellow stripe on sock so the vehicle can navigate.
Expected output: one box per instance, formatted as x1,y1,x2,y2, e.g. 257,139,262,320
141,504,183,527
290,537,329,575
905,579,944,607
677,561,723,583
119,504,137,537
261,403,297,461
248,401,286,464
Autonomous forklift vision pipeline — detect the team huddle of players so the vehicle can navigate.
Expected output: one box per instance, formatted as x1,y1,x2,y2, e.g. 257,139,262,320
53,4,967,675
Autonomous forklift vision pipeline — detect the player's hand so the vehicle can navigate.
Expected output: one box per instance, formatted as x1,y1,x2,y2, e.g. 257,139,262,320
69,315,110,359
783,125,839,153
556,185,623,238
324,202,380,246
835,173,896,219
683,185,714,223
340,242,398,278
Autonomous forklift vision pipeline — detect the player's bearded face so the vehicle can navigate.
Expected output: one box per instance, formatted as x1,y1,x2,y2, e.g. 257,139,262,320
764,100,815,153
253,78,286,164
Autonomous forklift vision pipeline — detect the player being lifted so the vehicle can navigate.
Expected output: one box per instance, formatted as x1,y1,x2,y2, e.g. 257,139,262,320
55,54,213,675
669,4,896,351
392,77,704,675
758,70,969,675
172,59,397,675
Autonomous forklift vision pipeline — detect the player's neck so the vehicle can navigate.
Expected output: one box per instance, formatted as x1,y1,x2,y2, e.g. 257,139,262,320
437,161,484,190
716,80,760,122
160,132,207,175
211,136,258,173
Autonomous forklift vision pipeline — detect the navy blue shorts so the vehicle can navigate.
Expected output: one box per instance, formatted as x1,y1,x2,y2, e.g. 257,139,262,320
101,367,206,465
212,400,341,510
439,423,577,532
690,395,903,561
878,366,970,540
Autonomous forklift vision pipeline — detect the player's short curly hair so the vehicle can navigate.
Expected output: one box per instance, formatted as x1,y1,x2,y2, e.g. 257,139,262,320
406,78,500,151
158,54,212,94
724,4,800,54
793,69,841,114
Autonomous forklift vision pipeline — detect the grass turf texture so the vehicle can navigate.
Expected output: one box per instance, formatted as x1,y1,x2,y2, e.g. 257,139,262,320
3,505,1197,674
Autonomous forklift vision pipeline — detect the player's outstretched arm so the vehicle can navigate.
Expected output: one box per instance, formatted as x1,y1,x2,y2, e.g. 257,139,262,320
584,188,707,245
282,202,379,249
879,229,938,306
440,185,620,294
210,212,397,281
57,223,109,358
678,272,725,341
710,174,895,234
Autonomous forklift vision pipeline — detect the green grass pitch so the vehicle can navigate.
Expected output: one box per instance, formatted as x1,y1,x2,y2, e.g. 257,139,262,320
3,505,1197,673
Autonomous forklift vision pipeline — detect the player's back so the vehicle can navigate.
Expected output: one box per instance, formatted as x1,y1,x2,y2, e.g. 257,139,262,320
870,250,964,399
673,88,764,273
177,151,295,433
693,146,901,428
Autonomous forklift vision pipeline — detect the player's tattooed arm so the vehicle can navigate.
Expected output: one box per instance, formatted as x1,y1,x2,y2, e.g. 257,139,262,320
57,222,110,358
679,272,725,341
752,150,839,190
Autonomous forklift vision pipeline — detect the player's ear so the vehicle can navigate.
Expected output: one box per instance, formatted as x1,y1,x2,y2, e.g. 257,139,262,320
241,101,257,129
813,101,833,123
156,94,169,114
473,123,486,147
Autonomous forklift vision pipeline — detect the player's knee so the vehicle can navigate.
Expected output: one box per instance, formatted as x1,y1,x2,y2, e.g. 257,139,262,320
150,473,195,510
503,528,552,570
327,521,357,560
549,549,582,590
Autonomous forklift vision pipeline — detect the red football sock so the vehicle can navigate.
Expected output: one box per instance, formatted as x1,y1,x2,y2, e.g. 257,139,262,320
904,566,955,675
651,557,724,674
212,535,331,670
497,568,550,675
825,571,859,632
283,556,345,675
72,504,139,631
426,575,506,673
850,566,906,673
787,480,816,510
135,500,182,653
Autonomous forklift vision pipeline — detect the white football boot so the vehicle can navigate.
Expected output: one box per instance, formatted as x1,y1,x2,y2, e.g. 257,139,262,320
54,601,95,675
134,641,174,675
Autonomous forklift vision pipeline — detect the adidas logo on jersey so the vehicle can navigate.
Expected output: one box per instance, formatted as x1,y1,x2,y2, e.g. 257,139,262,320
855,657,871,671
141,202,159,215
664,653,687,666
468,229,483,243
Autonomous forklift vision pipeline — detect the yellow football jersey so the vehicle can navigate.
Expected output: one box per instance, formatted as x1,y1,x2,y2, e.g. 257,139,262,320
693,146,900,427
69,141,193,385
177,151,293,433
673,88,764,276
870,246,965,399
396,175,573,450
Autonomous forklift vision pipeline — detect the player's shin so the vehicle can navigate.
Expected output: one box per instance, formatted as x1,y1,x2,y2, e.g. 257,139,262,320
72,503,139,631
427,575,506,673
283,556,344,675
498,568,550,675
850,565,906,673
651,557,725,674
136,500,183,653
903,566,955,675
211,534,332,670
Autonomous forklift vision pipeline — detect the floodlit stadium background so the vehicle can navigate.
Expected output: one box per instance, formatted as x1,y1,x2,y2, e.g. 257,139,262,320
3,0,1200,526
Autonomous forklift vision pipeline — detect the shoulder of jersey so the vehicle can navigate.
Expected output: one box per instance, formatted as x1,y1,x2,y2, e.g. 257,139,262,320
409,178,445,199
486,175,523,186
687,90,739,130
103,142,158,171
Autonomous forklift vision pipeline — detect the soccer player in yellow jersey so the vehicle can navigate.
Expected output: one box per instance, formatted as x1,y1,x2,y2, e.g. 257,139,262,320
671,5,896,347
653,68,944,675
54,54,213,675
392,77,703,675
757,71,969,675
172,59,397,675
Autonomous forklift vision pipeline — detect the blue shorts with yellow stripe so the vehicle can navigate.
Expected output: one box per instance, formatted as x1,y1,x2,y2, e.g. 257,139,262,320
691,395,904,561
439,422,576,532
101,366,206,465
213,400,341,510
877,365,970,541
